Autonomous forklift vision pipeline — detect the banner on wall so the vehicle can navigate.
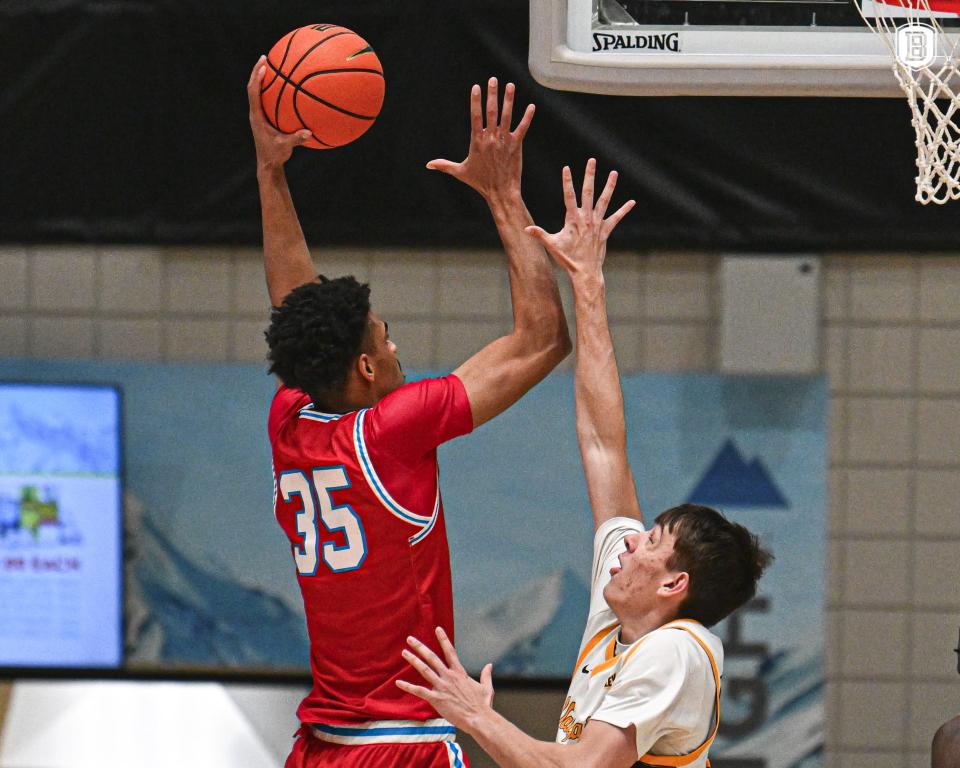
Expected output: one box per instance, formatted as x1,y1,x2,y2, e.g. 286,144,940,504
0,360,825,768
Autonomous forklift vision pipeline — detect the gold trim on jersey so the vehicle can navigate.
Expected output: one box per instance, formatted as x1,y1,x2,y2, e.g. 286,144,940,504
567,619,721,768
636,620,721,768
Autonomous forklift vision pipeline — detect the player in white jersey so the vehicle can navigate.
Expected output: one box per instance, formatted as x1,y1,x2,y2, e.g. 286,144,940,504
397,160,772,768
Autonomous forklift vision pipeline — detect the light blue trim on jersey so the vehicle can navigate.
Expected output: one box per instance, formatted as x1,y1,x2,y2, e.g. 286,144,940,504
408,476,440,546
298,409,343,423
353,408,434,526
310,717,456,745
447,742,465,768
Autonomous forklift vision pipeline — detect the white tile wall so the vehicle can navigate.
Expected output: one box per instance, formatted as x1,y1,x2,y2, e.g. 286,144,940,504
910,611,960,679
31,246,97,311
849,257,916,322
4,246,960,768
643,253,713,320
98,319,162,361
917,399,960,463
846,398,913,464
437,250,507,318
29,316,95,358
163,319,231,361
848,326,914,393
919,328,960,393
838,681,907,748
841,610,909,676
845,469,911,535
97,246,163,314
0,315,27,357
641,323,711,371
915,470,960,536
919,256,960,322
164,248,233,315
913,542,960,609
843,540,911,605
0,246,28,310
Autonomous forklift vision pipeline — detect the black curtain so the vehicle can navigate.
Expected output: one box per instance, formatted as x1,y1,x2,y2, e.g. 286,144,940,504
2,0,958,251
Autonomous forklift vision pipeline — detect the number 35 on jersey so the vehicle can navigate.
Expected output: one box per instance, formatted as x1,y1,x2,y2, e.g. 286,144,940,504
278,465,367,575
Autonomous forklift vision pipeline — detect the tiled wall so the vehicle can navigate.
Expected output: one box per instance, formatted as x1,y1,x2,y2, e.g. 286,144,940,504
0,245,957,767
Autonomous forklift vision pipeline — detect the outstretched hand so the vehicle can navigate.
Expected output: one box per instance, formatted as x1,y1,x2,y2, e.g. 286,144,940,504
426,77,535,202
247,55,312,168
397,627,495,733
526,159,635,276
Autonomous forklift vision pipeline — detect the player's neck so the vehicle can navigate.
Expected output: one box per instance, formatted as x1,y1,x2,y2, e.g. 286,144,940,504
617,607,678,645
315,381,378,414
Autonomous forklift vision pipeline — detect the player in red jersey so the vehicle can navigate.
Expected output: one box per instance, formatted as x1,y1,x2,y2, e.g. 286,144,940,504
248,57,571,768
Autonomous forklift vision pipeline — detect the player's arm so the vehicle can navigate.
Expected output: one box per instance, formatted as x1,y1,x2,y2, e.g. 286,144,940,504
430,78,571,429
397,629,637,768
247,56,318,308
527,160,641,528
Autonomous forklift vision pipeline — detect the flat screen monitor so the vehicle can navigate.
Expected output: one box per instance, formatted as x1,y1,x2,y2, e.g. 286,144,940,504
0,382,122,669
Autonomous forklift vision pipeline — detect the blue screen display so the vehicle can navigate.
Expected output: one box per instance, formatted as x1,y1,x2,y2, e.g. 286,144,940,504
0,383,122,668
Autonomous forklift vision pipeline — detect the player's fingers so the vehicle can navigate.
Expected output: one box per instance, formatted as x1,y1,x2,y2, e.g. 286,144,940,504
604,199,636,233
561,165,577,212
407,636,447,677
524,224,550,245
470,84,482,136
247,55,266,109
595,170,618,219
500,82,516,133
485,77,499,130
512,104,535,141
435,626,466,673
581,158,597,212
402,649,442,687
480,663,494,693
425,159,460,175
396,679,433,702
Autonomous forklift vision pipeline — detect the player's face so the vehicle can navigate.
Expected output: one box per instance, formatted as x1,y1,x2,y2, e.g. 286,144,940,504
603,524,681,617
367,311,405,398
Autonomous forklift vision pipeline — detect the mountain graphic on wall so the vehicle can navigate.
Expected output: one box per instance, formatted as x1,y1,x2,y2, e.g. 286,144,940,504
686,439,788,508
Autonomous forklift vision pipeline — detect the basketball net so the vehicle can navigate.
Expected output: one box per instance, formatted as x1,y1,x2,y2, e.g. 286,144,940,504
856,0,960,203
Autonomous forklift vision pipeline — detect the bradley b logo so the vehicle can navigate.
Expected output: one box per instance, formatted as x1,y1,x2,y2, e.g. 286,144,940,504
895,23,937,70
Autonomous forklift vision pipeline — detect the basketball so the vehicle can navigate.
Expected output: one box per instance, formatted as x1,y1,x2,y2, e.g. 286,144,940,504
260,24,384,150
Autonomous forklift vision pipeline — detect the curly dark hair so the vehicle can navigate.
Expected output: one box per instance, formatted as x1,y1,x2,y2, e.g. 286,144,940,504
655,503,773,627
265,275,372,401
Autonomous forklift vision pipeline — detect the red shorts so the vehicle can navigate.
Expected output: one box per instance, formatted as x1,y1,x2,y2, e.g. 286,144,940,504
284,727,470,768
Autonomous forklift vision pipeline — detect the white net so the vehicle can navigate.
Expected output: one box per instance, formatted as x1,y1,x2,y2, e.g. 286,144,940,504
856,0,960,203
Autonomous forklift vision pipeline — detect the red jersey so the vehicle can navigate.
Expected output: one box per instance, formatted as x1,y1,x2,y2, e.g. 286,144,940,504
269,375,473,726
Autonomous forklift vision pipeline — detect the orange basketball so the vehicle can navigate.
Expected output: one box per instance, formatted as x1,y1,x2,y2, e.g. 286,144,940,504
260,24,385,150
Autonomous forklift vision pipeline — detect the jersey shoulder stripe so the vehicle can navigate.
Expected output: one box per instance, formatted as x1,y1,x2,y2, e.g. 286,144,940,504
353,408,436,527
298,404,350,423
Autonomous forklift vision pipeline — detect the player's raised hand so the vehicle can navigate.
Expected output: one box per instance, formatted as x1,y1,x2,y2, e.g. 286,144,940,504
247,55,312,169
396,627,495,733
526,159,635,276
426,77,535,202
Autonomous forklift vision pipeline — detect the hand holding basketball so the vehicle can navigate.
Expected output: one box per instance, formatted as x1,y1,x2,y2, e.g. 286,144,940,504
259,25,385,150
426,77,535,202
248,56,312,168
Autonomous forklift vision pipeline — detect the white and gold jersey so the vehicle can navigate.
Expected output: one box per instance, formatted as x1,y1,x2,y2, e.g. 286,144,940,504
556,517,723,768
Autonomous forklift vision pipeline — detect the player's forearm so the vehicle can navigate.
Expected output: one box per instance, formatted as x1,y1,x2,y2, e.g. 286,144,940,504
568,268,642,522
256,164,318,307
488,193,570,355
570,270,627,453
465,708,573,768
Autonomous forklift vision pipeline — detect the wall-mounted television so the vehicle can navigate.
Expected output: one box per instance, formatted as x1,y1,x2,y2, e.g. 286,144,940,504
0,382,122,669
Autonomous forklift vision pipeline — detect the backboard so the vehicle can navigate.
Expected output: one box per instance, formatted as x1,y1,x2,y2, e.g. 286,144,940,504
529,0,960,95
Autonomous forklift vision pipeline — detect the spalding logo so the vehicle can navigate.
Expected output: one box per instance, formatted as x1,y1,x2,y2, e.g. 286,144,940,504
592,32,681,53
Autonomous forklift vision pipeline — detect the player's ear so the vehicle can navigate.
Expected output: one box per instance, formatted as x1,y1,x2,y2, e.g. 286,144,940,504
659,571,689,597
357,353,376,383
